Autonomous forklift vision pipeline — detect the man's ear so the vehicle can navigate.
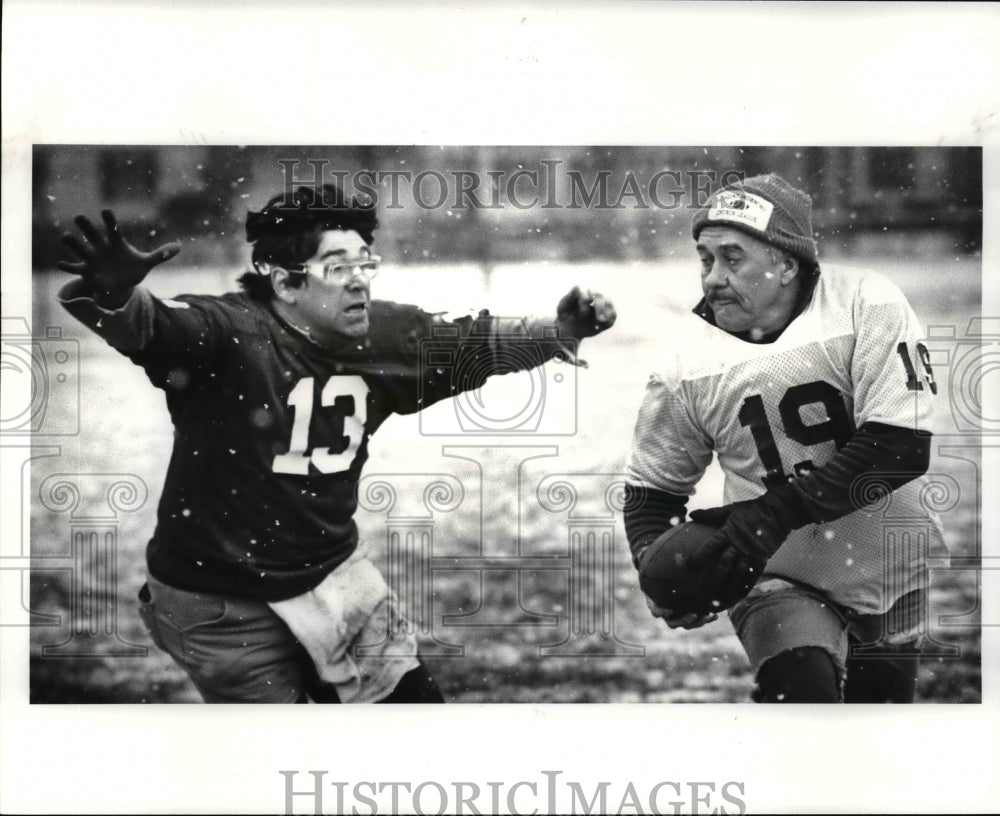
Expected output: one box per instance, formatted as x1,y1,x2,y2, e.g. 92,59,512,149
779,253,800,286
269,265,298,304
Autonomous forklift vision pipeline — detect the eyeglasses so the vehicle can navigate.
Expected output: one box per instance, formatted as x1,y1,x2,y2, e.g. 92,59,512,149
289,255,381,283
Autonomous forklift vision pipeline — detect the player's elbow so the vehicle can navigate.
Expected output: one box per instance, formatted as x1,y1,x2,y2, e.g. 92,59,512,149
894,431,931,484
868,423,932,488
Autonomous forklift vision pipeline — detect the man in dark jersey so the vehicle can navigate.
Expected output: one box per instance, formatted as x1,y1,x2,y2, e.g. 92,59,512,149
58,183,616,703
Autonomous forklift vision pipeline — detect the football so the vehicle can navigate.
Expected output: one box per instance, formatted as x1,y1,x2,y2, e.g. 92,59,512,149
638,522,720,616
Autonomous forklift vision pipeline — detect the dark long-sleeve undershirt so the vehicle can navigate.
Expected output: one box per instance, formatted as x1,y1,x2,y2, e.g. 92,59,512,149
624,421,931,565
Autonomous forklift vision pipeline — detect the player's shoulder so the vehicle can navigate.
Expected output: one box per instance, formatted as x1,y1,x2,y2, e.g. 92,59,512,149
649,310,731,390
157,290,271,332
159,290,256,313
814,264,909,310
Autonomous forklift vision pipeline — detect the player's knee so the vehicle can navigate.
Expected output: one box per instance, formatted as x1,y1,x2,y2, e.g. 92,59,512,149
755,646,841,703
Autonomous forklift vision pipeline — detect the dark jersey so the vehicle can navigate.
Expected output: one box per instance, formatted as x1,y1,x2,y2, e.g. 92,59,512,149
63,286,521,600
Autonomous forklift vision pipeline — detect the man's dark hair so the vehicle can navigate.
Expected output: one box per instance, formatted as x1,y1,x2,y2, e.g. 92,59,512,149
238,183,379,300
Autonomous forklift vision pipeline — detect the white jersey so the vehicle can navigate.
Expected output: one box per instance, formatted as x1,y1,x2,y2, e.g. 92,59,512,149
626,265,946,614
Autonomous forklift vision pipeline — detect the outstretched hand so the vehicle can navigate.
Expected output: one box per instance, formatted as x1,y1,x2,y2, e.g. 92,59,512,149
556,286,616,340
58,210,181,308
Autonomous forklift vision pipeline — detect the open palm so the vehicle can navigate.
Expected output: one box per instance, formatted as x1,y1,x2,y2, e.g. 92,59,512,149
58,209,181,307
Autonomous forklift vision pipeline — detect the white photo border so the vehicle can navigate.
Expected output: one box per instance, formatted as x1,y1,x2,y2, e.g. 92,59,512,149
2,2,998,814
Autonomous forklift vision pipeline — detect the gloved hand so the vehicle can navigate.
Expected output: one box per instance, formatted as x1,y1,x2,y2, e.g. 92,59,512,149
687,502,748,529
643,594,719,630
58,209,181,308
556,285,616,339
686,483,813,610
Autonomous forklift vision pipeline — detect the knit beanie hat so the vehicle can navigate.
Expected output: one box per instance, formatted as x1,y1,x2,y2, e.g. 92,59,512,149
691,173,818,265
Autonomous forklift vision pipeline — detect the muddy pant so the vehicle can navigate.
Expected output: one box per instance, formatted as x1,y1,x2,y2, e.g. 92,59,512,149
729,577,925,703
138,552,421,703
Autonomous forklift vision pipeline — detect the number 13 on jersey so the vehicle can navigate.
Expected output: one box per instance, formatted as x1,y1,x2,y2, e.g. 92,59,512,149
272,375,369,476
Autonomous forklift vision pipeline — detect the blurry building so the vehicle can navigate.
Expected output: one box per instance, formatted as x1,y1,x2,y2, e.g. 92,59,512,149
32,145,982,270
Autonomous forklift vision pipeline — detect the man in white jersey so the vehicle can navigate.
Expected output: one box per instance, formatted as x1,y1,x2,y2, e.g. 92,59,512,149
624,173,945,702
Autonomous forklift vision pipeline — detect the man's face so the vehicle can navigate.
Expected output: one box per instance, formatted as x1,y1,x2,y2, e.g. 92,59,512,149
696,226,799,338
288,229,374,339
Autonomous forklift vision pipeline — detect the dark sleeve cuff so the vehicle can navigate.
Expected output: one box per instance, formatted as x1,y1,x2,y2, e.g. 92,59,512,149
623,484,689,568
